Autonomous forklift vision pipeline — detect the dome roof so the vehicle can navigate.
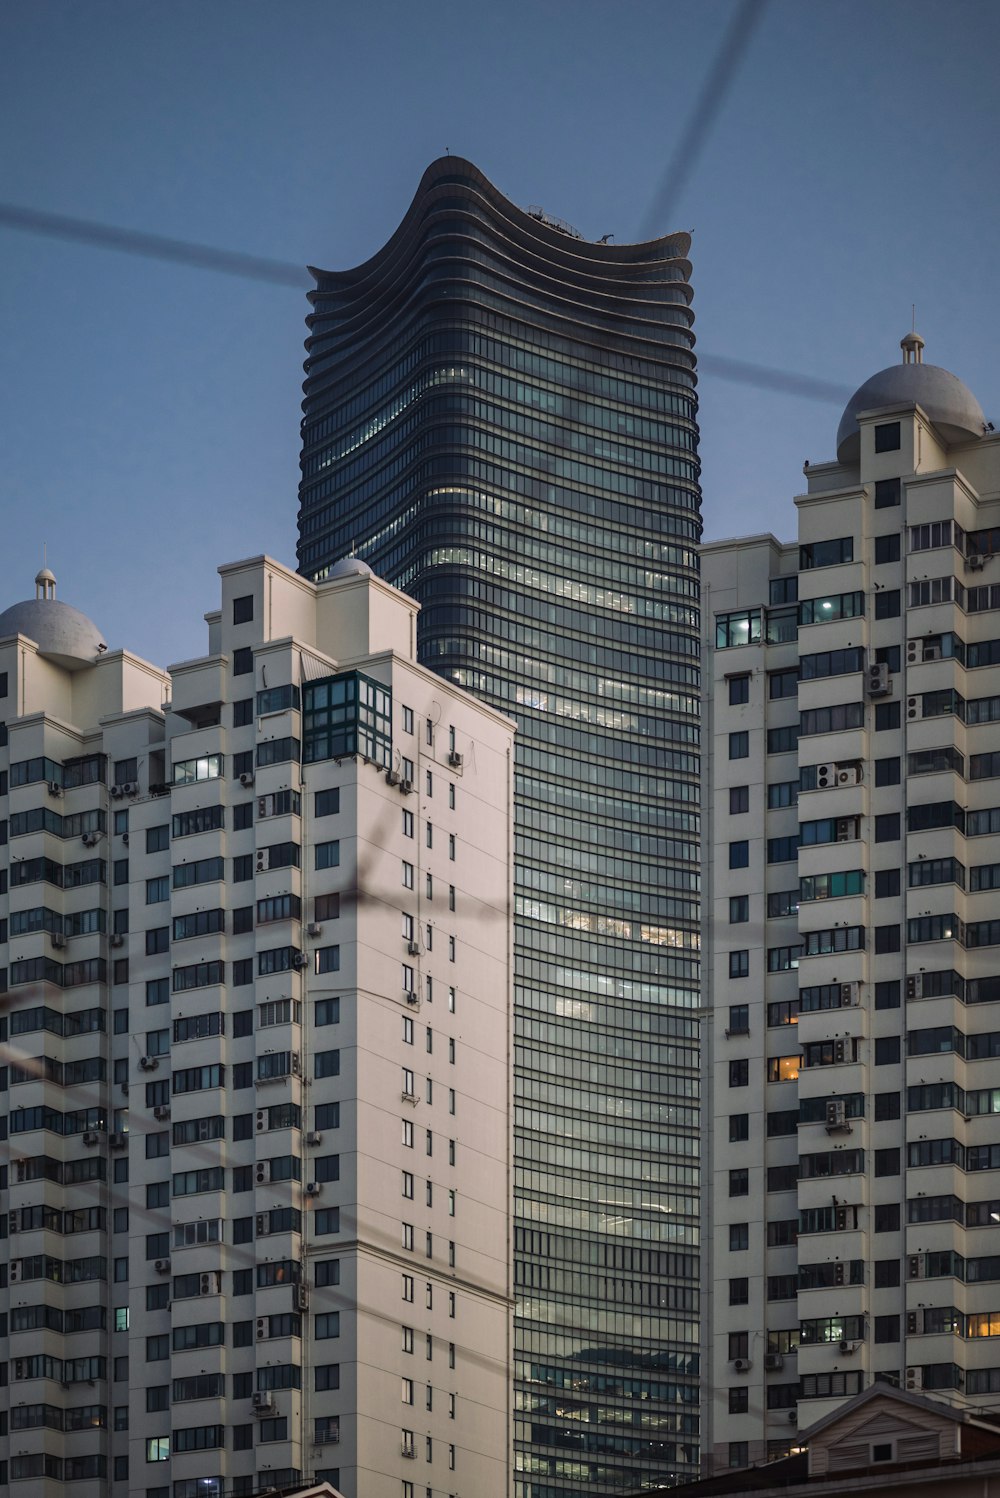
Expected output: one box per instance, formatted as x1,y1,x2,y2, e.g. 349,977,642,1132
329,556,374,579
837,348,985,462
0,571,106,670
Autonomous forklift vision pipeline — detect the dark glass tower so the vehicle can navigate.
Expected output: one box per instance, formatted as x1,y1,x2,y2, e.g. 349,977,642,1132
298,158,703,1494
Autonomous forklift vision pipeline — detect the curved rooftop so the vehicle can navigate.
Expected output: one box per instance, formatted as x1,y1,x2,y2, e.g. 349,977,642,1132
837,334,985,462
0,569,107,670
328,556,374,579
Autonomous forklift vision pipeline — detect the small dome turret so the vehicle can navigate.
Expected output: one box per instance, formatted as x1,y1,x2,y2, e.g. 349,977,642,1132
0,568,107,670
836,336,985,462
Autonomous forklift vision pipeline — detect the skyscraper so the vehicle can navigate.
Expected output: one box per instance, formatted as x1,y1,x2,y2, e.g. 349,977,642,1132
298,157,704,1493
0,556,514,1498
701,337,1000,1472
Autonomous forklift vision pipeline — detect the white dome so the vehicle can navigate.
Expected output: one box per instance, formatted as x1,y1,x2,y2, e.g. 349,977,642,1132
329,556,374,579
837,360,985,462
0,593,106,670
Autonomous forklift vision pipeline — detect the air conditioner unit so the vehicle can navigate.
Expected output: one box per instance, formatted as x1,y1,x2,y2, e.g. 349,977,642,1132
407,940,422,956
840,981,861,1007
123,781,139,796
305,1131,322,1146
967,553,986,571
833,1039,847,1063
47,779,62,797
763,1352,784,1372
291,1052,302,1076
153,1104,170,1121
9,1262,20,1284
405,991,420,1007
255,1213,268,1236
786,1409,797,1424
906,1367,923,1390
307,921,323,937
110,933,124,948
834,1262,845,1286
8,1211,17,1233
154,1258,171,1274
81,831,100,846
867,662,891,697
110,784,124,799
200,1273,217,1296
255,850,270,873
837,766,859,787
256,1318,268,1341
906,640,919,664
51,932,66,949
908,1255,923,1279
835,818,855,842
240,771,255,788
732,1358,752,1373
292,951,308,969
400,779,413,796
448,750,463,768
256,1111,267,1132
252,1390,274,1412
923,642,942,662
139,1056,158,1071
816,762,836,789
305,1182,321,1197
385,769,401,787
834,1206,849,1232
255,1162,270,1185
82,1130,99,1146
907,974,924,1000
109,1132,126,1150
121,832,129,845
825,1099,847,1131
839,1339,855,1354
907,695,919,719
907,1311,919,1335
294,1284,309,1311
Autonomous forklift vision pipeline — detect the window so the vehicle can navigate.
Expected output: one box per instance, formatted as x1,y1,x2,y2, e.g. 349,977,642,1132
729,1114,749,1142
729,1223,749,1251
728,674,750,705
729,731,749,760
800,537,853,569
875,756,901,786
875,924,901,952
729,786,749,815
729,951,749,979
876,700,901,730
729,895,749,924
233,594,254,624
769,668,798,699
874,534,901,564
875,589,901,619
875,420,901,452
729,840,749,869
875,477,901,508
716,610,762,648
729,1059,749,1088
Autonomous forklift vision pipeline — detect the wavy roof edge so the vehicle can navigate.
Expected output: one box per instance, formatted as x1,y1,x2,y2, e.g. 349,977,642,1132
308,155,692,286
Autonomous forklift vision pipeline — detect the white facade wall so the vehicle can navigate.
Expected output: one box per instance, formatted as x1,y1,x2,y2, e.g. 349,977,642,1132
703,388,1000,1473
0,555,514,1498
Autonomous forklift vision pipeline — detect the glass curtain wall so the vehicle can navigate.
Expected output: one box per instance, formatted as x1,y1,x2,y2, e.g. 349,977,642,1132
298,157,703,1494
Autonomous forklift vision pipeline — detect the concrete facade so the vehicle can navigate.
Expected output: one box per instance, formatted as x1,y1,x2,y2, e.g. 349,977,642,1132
702,342,1000,1472
0,556,515,1498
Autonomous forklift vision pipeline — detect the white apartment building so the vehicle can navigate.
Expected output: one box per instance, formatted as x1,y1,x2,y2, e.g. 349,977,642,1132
0,554,515,1498
702,336,1000,1473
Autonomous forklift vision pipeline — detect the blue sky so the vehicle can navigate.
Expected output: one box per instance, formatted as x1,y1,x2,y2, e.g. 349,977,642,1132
2,0,998,665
